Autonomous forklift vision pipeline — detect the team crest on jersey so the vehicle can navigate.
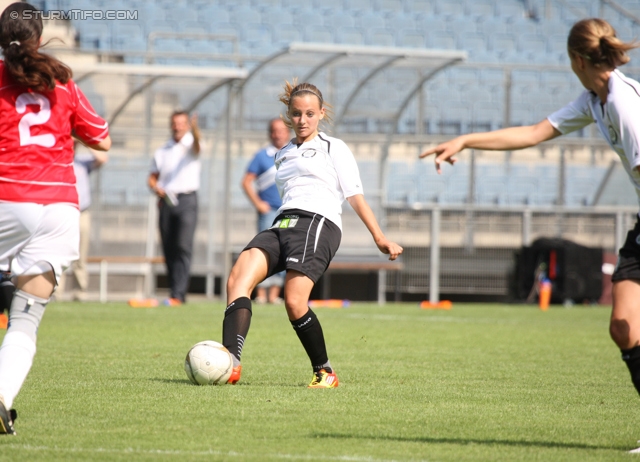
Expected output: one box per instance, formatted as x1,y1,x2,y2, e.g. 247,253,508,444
635,233,640,246
608,125,618,145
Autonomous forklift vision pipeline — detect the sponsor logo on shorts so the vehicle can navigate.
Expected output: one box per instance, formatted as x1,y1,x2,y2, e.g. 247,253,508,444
271,216,299,229
635,234,640,246
287,257,299,263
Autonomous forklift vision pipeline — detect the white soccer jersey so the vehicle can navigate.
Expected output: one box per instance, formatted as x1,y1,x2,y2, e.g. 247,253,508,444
547,69,640,207
274,132,364,230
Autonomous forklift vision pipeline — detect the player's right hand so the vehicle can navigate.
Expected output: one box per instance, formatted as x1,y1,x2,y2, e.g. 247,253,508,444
154,186,166,198
419,137,464,174
257,201,271,214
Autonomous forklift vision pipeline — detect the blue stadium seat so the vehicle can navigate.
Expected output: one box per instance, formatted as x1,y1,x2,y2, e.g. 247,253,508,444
396,29,427,48
260,6,294,27
229,5,261,25
387,163,417,204
441,175,470,204
465,0,496,18
272,27,303,47
358,11,386,29
434,0,465,16
476,176,507,205
324,10,356,28
337,27,365,45
429,30,457,50
505,176,539,205
303,26,333,43
386,11,416,31
368,28,395,47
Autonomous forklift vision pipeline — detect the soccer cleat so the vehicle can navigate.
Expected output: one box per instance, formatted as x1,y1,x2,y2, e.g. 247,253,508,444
227,364,242,385
162,298,182,307
630,441,640,454
308,369,339,388
128,298,159,308
0,397,16,435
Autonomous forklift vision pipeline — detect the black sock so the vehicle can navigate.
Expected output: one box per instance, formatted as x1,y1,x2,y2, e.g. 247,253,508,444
222,297,252,362
291,308,332,373
622,346,640,395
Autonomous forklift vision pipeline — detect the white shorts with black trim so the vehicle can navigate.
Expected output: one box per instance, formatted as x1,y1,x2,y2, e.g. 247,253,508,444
0,202,80,279
244,208,342,283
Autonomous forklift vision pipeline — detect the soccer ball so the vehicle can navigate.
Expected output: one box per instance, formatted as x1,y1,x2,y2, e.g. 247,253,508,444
184,340,233,385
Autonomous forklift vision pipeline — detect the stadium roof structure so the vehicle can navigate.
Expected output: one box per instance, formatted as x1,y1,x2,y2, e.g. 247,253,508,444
71,62,249,126
234,42,467,135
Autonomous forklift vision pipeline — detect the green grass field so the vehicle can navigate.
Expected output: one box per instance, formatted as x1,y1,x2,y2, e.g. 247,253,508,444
0,300,638,461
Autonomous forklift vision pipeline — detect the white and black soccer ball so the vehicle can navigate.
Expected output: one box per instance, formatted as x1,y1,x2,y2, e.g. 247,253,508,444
184,340,233,385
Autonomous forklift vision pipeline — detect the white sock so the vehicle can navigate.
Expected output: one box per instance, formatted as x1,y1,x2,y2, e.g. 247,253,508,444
0,331,36,409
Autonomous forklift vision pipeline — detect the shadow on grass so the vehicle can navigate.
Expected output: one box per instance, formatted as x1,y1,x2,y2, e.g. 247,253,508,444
149,378,197,385
312,432,627,451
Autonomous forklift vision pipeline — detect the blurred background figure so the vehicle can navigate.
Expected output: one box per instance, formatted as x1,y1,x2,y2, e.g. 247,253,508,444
148,111,201,306
59,147,108,301
241,118,290,304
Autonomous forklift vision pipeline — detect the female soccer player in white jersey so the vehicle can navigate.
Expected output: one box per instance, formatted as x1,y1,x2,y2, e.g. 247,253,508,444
222,81,403,388
0,3,111,434
421,16,640,422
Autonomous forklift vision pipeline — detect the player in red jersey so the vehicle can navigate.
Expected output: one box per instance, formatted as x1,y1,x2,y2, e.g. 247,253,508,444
0,2,111,435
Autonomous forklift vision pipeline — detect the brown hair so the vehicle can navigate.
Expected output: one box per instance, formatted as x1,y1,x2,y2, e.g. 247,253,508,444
568,18,639,68
0,2,72,91
278,79,333,129
171,110,189,120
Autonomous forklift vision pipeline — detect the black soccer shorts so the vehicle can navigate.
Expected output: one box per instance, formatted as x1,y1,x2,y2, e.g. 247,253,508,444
243,208,342,283
612,215,640,282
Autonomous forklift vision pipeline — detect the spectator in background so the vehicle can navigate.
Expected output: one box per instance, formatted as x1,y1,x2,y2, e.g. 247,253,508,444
241,118,290,304
148,111,201,306
59,148,108,301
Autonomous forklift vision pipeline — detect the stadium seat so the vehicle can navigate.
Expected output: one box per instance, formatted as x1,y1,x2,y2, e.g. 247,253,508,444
465,0,496,18
337,27,365,45
396,29,427,48
505,176,539,205
369,28,395,47
229,5,261,25
434,0,465,16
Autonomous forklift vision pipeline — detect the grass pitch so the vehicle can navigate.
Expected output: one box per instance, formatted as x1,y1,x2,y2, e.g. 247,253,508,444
0,301,637,461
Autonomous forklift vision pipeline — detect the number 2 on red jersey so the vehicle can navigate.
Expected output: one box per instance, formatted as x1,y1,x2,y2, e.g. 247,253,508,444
15,92,55,148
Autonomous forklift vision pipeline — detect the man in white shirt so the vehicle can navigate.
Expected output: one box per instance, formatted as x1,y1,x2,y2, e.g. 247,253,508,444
148,111,201,306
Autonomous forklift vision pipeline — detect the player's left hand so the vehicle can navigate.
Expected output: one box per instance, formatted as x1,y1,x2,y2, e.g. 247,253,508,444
376,238,403,261
419,138,462,174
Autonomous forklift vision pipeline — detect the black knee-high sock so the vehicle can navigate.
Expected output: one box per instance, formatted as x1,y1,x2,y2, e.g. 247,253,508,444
222,297,252,362
291,308,332,372
622,346,640,395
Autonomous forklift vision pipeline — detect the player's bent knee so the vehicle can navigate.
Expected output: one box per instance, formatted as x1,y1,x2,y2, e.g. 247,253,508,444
610,318,631,348
8,290,48,343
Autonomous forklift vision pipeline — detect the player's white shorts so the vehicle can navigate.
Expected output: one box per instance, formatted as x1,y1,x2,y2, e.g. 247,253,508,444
0,202,80,279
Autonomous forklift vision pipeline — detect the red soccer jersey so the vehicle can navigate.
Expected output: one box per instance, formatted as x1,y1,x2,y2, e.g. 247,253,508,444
0,61,109,206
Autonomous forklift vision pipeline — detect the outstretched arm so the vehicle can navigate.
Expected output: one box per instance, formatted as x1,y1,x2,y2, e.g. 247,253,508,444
190,114,201,155
346,194,403,261
419,119,561,173
241,172,271,214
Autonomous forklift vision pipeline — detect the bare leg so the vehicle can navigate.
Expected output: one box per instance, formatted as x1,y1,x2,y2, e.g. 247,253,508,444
283,270,314,320
610,280,640,350
226,248,270,304
15,272,56,299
